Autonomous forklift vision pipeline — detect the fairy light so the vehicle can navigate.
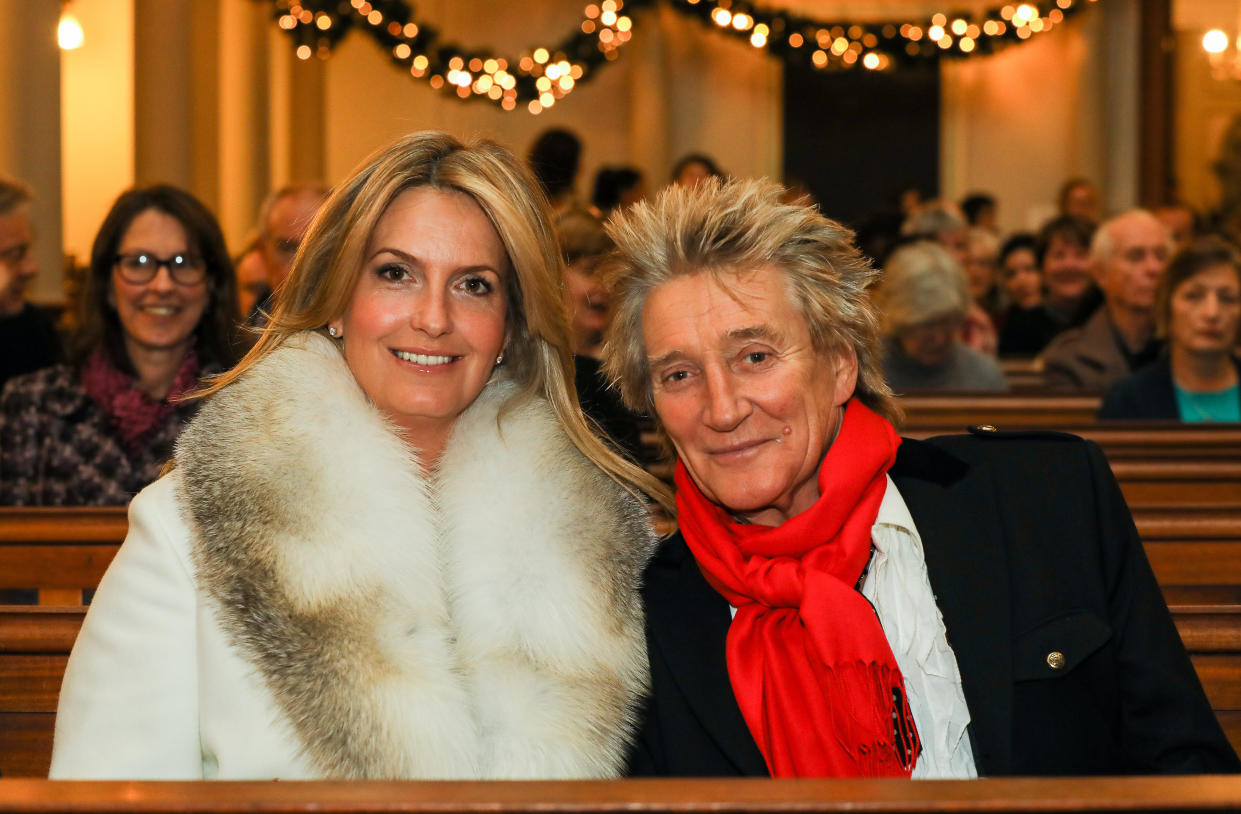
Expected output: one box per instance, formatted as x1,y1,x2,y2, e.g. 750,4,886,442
271,0,1079,112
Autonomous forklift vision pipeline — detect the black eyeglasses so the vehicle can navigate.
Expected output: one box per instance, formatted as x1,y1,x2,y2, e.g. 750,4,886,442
114,252,207,285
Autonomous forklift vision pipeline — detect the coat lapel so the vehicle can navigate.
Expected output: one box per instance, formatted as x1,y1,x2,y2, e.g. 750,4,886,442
645,537,770,775
890,438,1013,775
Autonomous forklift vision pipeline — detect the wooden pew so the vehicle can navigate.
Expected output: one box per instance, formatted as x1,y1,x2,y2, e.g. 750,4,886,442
0,508,126,605
4,602,1239,779
898,393,1100,430
0,607,80,777
3,777,1241,813
1114,461,1241,508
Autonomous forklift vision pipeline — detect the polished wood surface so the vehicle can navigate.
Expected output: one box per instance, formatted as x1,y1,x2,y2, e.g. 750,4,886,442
1,777,1241,813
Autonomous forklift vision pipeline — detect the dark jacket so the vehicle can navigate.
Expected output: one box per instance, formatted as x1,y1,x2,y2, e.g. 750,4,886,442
0,364,197,506
1100,356,1241,421
627,430,1240,777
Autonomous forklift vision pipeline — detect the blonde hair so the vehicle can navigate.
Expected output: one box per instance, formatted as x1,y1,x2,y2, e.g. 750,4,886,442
600,176,900,425
202,131,670,510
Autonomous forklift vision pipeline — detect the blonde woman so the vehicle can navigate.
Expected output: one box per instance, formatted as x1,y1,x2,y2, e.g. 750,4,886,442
50,132,666,780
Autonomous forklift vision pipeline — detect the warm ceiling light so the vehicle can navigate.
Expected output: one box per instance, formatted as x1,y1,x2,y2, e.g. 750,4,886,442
58,11,84,50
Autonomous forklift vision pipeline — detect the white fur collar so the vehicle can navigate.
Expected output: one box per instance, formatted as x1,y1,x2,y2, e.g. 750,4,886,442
175,332,654,778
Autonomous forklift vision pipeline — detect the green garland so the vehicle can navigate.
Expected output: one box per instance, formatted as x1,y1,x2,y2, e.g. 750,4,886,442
266,0,1090,111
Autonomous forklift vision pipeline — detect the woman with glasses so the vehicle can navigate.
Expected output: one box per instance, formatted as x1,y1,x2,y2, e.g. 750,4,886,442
0,184,243,505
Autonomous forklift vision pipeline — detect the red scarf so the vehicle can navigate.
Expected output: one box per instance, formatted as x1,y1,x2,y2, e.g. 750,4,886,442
82,346,201,458
675,399,918,778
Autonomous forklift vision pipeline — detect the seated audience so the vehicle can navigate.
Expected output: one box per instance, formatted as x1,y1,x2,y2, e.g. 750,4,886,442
960,192,997,232
996,233,1059,356
1042,210,1171,391
1058,176,1100,222
1155,201,1199,252
0,176,60,388
248,183,329,326
670,153,723,188
591,166,645,216
555,208,645,461
1100,236,1241,421
874,241,1007,392
965,226,1003,319
0,185,243,506
1038,215,1100,328
600,176,1239,777
50,132,664,780
233,234,268,319
902,201,995,354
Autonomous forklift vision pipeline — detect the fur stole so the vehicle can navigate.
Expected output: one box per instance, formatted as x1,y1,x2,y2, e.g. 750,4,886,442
174,332,656,779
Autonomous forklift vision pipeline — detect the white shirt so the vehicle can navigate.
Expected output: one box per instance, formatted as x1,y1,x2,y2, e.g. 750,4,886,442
864,475,977,779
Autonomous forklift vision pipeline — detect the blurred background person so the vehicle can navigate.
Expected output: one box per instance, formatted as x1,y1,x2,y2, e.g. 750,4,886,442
0,176,60,388
1155,201,1199,253
555,208,644,462
996,233,1059,356
960,191,998,233
670,153,723,188
1038,215,1099,329
1042,210,1171,391
875,241,1007,392
249,183,329,326
965,226,1003,320
591,166,645,218
1100,236,1240,421
528,127,583,217
1059,177,1100,222
233,234,268,319
902,200,995,355
0,185,243,506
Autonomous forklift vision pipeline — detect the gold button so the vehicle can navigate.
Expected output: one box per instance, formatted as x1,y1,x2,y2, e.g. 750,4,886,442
1046,651,1066,670
976,424,998,432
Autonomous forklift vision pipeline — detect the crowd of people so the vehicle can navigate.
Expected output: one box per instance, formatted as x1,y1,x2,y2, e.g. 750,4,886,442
0,126,1238,781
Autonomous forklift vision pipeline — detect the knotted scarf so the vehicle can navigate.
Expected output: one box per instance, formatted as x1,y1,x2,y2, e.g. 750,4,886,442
82,346,201,457
675,399,918,777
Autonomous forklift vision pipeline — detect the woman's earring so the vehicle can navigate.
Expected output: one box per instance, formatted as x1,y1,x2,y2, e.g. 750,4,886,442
495,353,504,366
328,326,339,337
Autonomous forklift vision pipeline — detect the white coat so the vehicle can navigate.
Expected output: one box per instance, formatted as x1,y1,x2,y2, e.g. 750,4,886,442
50,333,656,780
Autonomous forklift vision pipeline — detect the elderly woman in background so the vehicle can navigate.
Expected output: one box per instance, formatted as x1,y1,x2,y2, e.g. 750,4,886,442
1100,236,1241,421
874,241,1007,392
996,232,1059,356
601,177,1238,778
51,132,663,779
0,185,243,506
902,200,996,354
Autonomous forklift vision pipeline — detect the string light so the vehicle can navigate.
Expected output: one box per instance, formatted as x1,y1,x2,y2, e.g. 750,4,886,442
268,0,639,112
667,0,1090,74
268,0,1088,113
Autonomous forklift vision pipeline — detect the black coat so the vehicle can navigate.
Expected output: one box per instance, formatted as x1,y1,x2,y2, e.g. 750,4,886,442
1099,356,1241,421
627,430,1240,777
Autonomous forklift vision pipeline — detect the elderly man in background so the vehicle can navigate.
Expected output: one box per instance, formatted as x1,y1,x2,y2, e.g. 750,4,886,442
0,177,60,388
246,183,328,325
1040,210,1172,391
